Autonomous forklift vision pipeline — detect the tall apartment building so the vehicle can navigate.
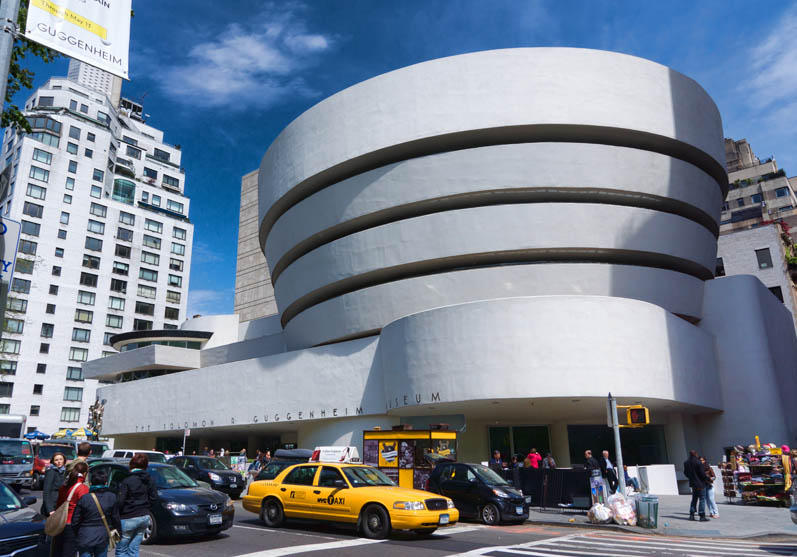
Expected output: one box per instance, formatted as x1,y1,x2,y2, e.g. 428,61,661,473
233,169,277,321
0,62,194,434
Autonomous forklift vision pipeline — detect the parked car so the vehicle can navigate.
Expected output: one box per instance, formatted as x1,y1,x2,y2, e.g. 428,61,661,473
87,461,234,543
58,441,110,458
0,479,48,555
426,461,530,525
32,444,75,490
171,456,243,499
0,439,34,491
255,448,313,481
102,449,167,463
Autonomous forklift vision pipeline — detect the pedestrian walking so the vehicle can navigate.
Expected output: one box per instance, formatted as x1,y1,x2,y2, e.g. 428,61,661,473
66,442,91,473
542,452,556,469
41,452,67,517
52,461,90,557
510,455,522,490
239,448,247,458
600,450,618,494
525,448,542,469
71,466,120,557
684,450,710,521
115,454,158,557
700,456,719,518
584,450,604,504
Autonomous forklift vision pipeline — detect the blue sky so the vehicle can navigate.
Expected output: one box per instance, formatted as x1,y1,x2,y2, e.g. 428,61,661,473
13,0,797,315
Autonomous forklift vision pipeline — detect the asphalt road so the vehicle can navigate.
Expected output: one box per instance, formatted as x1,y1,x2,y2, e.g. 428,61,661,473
20,488,797,556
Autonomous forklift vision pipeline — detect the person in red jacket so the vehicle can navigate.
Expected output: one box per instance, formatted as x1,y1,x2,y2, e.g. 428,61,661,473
526,448,542,468
52,460,89,557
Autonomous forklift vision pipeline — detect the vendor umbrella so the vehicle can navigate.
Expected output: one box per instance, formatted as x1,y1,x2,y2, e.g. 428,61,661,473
51,428,73,439
23,430,50,440
68,427,96,439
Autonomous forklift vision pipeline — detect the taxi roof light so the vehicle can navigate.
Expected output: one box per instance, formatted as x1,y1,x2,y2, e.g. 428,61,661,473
309,446,362,464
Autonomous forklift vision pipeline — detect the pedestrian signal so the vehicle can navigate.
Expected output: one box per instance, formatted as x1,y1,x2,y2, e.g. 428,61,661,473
626,406,650,426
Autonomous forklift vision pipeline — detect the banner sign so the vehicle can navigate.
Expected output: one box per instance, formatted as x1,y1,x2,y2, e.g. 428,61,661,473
24,0,132,79
0,218,20,286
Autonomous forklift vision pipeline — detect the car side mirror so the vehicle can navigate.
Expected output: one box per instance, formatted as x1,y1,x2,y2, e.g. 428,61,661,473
22,496,36,506
333,479,346,489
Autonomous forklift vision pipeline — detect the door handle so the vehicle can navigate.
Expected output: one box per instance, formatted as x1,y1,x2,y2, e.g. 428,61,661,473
280,488,286,492
313,490,321,494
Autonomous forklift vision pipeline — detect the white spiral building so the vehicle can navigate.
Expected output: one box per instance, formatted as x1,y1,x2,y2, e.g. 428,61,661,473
88,49,796,482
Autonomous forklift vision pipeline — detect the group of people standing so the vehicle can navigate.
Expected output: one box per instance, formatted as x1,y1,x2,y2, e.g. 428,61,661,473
40,442,158,557
683,450,720,521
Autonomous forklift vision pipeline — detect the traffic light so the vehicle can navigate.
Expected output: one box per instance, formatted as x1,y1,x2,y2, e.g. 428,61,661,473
626,406,650,427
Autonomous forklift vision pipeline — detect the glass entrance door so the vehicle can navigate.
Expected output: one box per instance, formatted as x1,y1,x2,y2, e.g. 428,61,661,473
488,425,550,461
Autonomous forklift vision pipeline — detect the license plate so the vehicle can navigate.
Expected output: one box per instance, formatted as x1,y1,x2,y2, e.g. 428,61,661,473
209,513,222,525
230,483,237,488
439,514,450,525
515,506,524,515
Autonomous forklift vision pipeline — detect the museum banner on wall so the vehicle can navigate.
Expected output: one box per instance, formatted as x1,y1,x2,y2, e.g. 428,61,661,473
24,0,132,79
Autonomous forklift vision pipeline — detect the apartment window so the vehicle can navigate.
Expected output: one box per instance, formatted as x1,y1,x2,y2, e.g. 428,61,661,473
145,219,163,234
139,268,158,282
60,407,80,422
103,333,113,346
89,202,107,218
29,166,49,182
39,343,49,354
167,200,184,214
169,258,183,272
112,178,135,205
64,386,83,401
165,307,180,321
108,296,125,310
173,227,186,240
142,191,148,203
67,367,83,381
0,340,20,354
69,125,80,140
63,194,72,204
715,257,725,277
82,254,100,269
721,201,730,211
84,237,103,252
30,406,40,416
36,363,45,374
775,187,789,198
755,248,773,269
87,132,95,142
69,99,77,111
106,314,123,329
32,148,52,164
77,290,95,305
65,177,75,190
57,230,67,240
163,174,179,188
116,227,133,242
45,303,55,314
52,265,61,276
3,318,23,333
0,405,9,414
141,251,160,266
15,259,33,274
21,220,40,236
143,235,161,249
119,211,135,225
26,183,46,199
133,319,153,331
751,193,763,203
74,309,93,323
143,167,157,179
126,145,141,159
0,383,13,397
60,212,69,225
92,168,104,182
153,148,170,162
7,298,27,312
68,348,88,362
84,148,93,158
72,328,91,343
32,384,43,395
97,111,110,125
22,201,43,218
737,198,745,207
10,278,31,293
137,284,156,299
110,279,127,294
38,96,54,107
66,142,78,155
115,244,130,258
40,323,54,338
0,361,16,375
18,239,37,255
112,261,129,275
79,103,88,114
90,185,101,198
151,195,161,207
135,301,155,316
67,160,77,174
55,247,64,258
49,284,58,295
168,274,182,287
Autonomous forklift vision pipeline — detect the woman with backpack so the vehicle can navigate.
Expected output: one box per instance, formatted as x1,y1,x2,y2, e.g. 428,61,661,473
71,466,120,557
115,454,158,557
41,452,67,517
52,460,89,557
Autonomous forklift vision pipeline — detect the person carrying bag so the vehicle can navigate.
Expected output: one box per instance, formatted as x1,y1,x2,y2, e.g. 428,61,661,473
49,461,89,556
72,466,120,557
44,482,82,536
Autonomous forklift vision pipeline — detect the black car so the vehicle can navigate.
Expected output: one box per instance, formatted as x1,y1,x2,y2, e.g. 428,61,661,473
255,448,313,481
88,461,234,543
170,456,244,499
0,480,48,555
426,462,530,525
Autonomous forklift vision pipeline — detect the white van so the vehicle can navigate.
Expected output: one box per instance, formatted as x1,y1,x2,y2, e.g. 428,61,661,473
102,449,168,463
310,446,361,464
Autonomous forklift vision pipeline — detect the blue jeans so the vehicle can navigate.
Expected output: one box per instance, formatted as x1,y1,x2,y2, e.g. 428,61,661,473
689,487,706,516
78,543,108,557
115,515,150,557
705,485,719,516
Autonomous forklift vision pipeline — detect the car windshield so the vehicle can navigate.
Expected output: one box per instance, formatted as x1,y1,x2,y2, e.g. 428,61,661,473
343,467,396,487
471,464,510,486
196,457,228,470
138,452,166,463
0,440,31,459
0,482,22,511
38,445,76,460
258,462,292,480
149,466,197,489
90,444,108,457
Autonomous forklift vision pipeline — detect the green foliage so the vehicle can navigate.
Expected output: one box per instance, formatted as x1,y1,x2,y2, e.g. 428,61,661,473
1,0,60,132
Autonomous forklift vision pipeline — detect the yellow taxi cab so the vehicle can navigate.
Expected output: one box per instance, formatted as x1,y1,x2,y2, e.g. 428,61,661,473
242,462,459,538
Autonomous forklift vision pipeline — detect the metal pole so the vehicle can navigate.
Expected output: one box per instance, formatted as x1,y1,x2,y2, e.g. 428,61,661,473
182,429,186,455
609,393,627,495
0,0,21,107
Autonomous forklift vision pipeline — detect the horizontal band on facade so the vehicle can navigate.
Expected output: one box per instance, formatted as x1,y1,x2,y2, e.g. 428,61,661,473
312,328,382,348
279,248,714,328
269,186,720,284
259,123,729,249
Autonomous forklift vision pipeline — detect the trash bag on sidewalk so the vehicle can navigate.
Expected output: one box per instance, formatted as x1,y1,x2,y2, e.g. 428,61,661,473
607,493,637,526
587,503,613,523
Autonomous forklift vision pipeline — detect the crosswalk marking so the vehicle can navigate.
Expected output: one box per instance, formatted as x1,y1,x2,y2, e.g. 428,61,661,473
234,537,385,556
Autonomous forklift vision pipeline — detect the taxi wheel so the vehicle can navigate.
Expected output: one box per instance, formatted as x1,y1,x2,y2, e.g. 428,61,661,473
360,504,391,539
261,498,285,528
480,503,500,526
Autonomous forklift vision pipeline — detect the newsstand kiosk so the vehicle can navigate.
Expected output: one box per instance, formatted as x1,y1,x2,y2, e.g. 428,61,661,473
363,426,457,490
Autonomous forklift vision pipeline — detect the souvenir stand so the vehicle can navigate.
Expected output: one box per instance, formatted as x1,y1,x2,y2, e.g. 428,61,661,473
720,439,790,507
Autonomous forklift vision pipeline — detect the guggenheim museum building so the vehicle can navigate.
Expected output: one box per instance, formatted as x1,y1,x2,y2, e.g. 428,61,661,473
86,48,797,473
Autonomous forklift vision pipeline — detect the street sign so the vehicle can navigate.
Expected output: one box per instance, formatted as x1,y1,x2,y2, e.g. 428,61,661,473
185,428,190,437
0,217,20,285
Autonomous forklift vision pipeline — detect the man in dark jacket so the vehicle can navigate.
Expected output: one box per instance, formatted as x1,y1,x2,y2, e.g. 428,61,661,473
584,450,601,474
72,467,119,554
599,450,619,493
683,450,710,521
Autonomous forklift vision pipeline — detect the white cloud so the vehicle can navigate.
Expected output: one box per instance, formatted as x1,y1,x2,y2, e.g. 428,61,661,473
747,7,797,110
187,288,233,317
191,241,224,264
159,4,332,109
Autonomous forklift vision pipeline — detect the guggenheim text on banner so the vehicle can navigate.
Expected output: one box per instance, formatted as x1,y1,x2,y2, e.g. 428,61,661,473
23,0,131,79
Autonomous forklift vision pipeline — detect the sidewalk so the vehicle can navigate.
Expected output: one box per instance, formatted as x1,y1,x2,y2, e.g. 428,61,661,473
527,494,797,540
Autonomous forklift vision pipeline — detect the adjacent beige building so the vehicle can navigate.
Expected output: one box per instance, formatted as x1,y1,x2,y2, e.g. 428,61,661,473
234,170,277,321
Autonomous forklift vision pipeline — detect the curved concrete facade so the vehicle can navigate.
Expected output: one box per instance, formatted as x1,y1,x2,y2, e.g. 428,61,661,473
258,48,726,347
